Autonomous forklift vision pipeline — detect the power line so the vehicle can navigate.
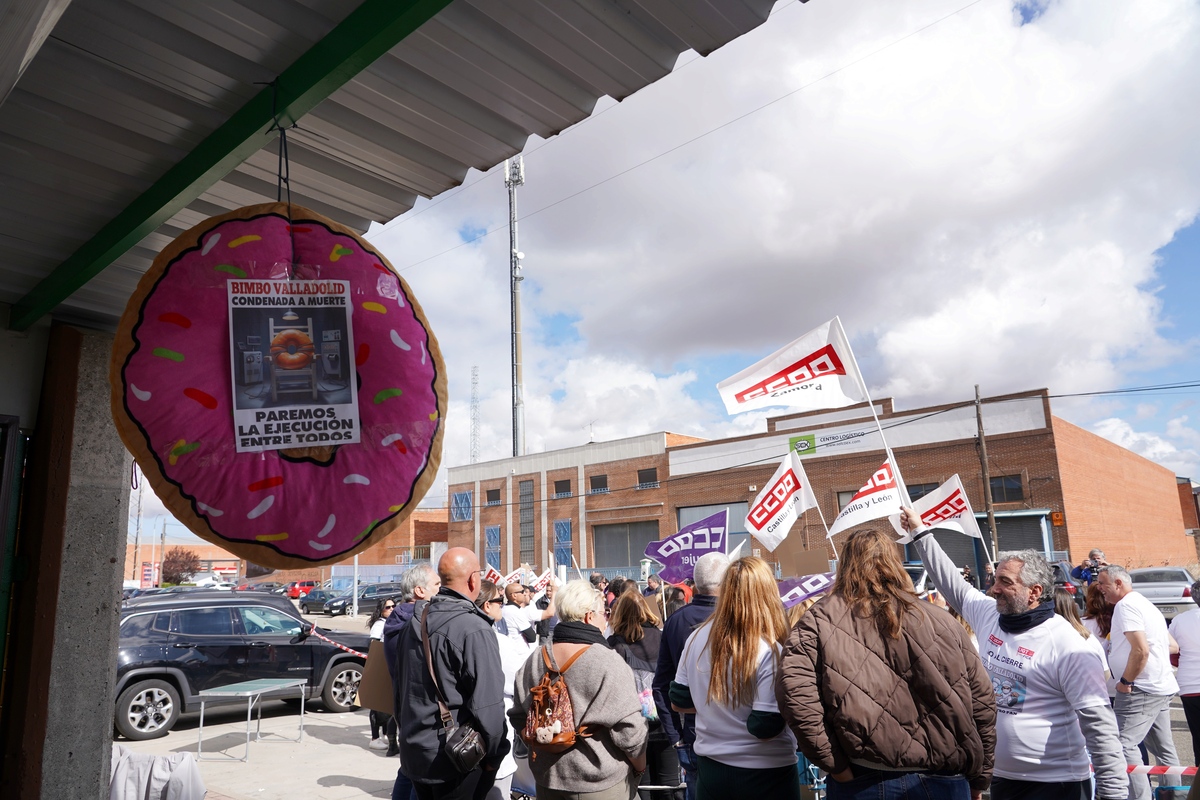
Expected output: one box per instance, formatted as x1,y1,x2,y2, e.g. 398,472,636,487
365,0,809,242
382,0,990,274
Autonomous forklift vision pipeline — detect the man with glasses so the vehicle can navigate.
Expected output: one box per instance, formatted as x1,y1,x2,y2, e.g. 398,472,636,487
499,582,555,650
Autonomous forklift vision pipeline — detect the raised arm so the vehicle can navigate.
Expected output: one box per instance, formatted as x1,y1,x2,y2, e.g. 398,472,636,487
901,507,993,624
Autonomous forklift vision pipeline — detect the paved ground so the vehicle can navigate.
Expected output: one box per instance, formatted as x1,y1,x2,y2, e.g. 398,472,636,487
124,698,401,800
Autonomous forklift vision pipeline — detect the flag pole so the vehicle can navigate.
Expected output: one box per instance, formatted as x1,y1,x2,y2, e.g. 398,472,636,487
808,489,832,537
834,316,911,506
570,553,586,582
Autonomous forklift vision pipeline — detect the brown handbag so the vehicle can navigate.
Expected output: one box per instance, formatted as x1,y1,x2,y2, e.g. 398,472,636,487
422,603,487,773
520,645,591,757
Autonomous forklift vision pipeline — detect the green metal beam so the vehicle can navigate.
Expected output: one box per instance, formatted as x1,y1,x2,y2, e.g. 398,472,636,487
8,0,454,331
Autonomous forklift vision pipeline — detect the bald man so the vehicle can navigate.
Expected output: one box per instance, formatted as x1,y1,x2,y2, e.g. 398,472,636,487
395,548,509,800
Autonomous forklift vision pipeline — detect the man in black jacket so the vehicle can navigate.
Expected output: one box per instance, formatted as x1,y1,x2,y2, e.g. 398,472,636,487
396,548,509,800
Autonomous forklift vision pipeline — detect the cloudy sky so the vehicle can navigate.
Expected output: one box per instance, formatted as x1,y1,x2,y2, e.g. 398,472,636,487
133,0,1200,537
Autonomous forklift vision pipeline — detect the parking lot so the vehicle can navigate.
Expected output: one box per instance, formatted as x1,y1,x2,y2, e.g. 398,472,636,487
121,609,400,800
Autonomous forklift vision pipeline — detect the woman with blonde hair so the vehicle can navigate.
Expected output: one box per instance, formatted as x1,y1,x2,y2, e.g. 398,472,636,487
777,528,996,800
671,557,799,800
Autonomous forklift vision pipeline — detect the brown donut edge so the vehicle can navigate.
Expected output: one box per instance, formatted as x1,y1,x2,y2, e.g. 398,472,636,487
108,202,449,571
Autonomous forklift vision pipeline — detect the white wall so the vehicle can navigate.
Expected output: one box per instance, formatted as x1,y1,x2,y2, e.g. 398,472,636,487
0,303,50,427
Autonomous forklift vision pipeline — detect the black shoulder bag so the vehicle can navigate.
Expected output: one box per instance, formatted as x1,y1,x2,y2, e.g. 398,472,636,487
422,603,487,773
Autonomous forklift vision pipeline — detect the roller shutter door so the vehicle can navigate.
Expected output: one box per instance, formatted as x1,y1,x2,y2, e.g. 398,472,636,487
593,521,660,568
996,516,1047,555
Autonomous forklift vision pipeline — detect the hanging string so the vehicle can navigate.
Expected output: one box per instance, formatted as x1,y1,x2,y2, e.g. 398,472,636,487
258,78,298,277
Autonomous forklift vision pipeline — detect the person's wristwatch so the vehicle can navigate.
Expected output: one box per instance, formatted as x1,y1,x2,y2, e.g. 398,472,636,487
1119,677,1135,688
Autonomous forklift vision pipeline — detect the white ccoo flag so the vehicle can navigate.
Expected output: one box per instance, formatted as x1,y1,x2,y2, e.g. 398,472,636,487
827,461,904,538
717,317,867,415
745,451,819,551
888,474,982,542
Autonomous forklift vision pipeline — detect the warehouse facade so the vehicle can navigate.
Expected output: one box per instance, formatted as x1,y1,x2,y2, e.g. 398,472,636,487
447,389,1196,576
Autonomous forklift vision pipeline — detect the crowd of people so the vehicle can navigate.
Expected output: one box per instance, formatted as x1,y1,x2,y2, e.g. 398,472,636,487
366,510,1197,800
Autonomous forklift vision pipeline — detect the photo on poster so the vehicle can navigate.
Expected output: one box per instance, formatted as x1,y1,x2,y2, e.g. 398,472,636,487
227,279,360,453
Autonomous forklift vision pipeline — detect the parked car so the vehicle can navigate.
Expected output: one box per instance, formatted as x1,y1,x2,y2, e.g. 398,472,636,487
123,586,199,603
114,590,369,740
323,583,403,616
298,589,335,615
1129,567,1195,621
1051,561,1086,611
286,580,318,599
904,563,930,597
239,581,282,593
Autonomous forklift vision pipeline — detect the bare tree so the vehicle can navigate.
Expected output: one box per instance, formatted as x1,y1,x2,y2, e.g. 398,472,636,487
162,547,201,585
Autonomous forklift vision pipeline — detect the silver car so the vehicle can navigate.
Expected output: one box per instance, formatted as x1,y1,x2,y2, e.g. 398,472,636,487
1129,567,1196,620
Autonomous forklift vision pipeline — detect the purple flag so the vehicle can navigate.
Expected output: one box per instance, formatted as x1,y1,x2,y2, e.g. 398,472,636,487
778,572,834,609
644,509,728,585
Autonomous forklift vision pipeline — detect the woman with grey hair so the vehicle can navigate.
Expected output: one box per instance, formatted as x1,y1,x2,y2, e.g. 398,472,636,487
510,580,648,800
1169,578,1200,764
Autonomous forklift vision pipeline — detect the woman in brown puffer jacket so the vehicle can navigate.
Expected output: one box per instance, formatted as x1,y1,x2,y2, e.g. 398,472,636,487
776,528,996,800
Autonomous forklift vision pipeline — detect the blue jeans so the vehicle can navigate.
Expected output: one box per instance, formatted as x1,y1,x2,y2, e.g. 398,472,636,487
675,743,699,800
392,768,417,800
826,769,969,800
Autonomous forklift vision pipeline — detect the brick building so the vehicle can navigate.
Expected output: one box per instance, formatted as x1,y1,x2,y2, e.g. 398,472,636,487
446,433,703,574
448,389,1196,576
122,507,449,585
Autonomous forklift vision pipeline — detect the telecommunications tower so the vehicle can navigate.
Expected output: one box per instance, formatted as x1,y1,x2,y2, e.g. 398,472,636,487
505,156,526,457
470,366,480,464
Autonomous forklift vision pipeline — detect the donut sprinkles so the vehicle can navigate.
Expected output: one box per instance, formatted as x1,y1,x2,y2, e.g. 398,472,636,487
109,203,447,570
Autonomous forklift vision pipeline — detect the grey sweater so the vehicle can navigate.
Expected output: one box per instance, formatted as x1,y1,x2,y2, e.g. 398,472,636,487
509,644,648,792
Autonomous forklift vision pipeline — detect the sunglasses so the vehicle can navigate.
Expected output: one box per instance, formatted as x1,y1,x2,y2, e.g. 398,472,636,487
383,604,395,610
486,598,504,606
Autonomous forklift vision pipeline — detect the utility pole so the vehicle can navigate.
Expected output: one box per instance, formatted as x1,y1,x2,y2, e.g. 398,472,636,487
975,385,1000,560
131,477,142,580
505,156,526,458
159,518,166,586
470,366,481,464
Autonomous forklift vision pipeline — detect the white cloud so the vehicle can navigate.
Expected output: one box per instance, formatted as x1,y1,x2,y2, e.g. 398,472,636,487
366,0,1200,496
1136,403,1160,420
1092,417,1200,478
1166,416,1200,449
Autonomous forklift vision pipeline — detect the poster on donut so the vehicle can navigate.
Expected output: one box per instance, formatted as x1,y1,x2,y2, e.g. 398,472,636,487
227,279,361,453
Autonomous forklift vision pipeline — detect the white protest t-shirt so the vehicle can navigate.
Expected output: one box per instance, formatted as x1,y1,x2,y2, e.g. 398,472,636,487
914,537,1110,783
499,604,534,651
1170,608,1200,694
1081,618,1116,696
675,622,797,770
1110,591,1178,696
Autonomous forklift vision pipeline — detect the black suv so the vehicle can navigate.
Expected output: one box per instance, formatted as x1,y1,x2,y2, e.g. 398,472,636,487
115,590,371,740
323,582,404,616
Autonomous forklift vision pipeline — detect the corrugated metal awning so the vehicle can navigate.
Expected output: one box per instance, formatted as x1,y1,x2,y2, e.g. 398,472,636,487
0,0,783,329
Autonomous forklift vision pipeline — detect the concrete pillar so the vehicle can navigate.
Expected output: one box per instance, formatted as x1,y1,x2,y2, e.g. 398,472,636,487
3,324,130,798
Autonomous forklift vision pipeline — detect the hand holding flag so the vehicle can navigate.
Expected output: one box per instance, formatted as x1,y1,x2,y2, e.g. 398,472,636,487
888,475,981,543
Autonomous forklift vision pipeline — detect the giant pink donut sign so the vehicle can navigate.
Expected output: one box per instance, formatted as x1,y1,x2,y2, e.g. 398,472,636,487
109,203,447,569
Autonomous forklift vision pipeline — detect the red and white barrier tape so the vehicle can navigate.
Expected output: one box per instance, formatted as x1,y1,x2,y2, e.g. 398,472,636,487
1126,765,1196,777
309,629,367,659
